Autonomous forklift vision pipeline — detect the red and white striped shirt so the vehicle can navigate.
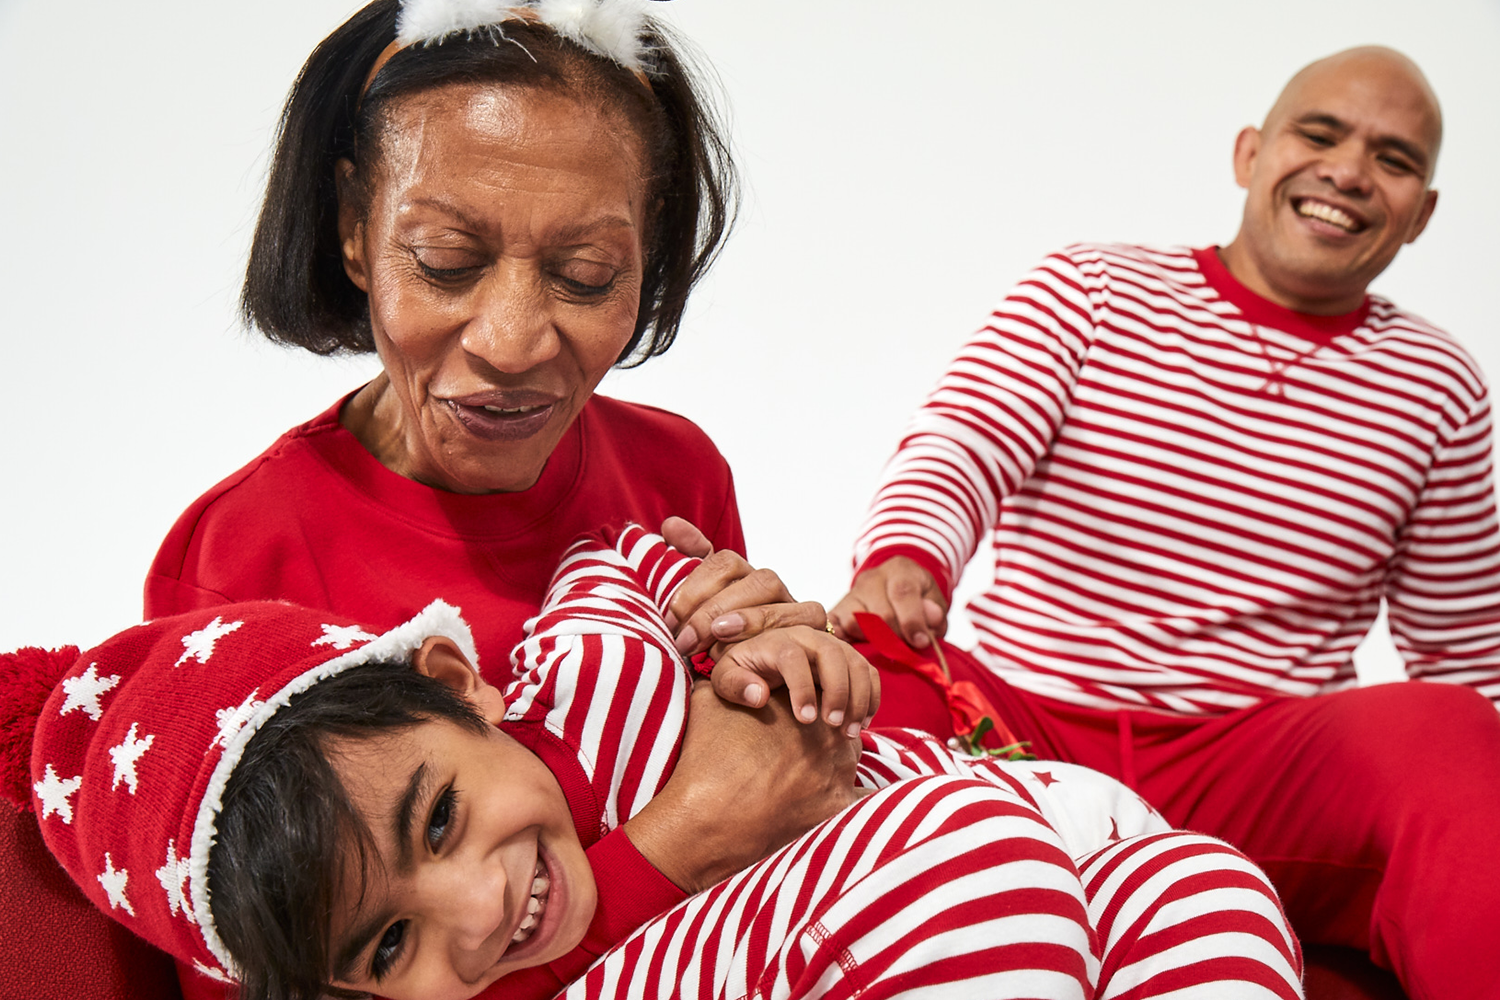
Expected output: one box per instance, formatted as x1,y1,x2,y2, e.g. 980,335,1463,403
854,243,1500,715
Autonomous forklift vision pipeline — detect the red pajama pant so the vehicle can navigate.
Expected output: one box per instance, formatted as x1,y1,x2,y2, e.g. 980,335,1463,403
868,644,1500,1000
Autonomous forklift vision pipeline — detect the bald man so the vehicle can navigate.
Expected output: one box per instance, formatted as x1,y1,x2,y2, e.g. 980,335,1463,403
835,48,1499,1000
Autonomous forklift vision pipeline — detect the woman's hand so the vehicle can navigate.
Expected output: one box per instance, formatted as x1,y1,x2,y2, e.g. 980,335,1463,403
711,626,880,738
661,517,827,656
828,556,949,650
623,681,865,892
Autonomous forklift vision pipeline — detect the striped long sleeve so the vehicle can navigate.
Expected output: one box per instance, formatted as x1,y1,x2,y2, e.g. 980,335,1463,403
504,524,700,827
853,243,1500,714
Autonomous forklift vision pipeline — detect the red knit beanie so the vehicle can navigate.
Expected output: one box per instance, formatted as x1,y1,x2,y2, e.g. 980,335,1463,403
3,599,478,985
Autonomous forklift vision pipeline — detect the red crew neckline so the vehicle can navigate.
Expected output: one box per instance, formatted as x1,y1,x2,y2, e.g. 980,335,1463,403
1192,246,1370,344
305,390,588,540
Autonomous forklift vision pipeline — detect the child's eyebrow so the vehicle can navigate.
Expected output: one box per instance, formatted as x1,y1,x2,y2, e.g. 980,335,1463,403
394,760,433,868
331,760,433,983
334,911,386,984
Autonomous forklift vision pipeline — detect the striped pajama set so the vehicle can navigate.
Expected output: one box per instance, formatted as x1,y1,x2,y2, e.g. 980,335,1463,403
849,243,1500,998
489,525,1302,1000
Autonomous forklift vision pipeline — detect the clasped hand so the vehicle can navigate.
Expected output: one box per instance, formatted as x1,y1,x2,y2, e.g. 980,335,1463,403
662,517,879,737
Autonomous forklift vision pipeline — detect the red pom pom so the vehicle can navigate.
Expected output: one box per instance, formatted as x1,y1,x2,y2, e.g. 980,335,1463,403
0,646,81,812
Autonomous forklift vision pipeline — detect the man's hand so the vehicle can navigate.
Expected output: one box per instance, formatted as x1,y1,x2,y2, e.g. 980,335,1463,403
829,556,949,649
661,517,827,656
623,683,864,892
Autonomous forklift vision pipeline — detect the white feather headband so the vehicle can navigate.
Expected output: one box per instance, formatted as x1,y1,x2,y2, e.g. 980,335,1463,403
394,0,655,76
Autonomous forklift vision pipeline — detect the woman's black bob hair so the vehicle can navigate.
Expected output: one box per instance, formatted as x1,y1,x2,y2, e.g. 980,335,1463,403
241,0,736,364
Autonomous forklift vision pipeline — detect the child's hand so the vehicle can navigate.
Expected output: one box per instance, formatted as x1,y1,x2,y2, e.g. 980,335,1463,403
711,626,881,738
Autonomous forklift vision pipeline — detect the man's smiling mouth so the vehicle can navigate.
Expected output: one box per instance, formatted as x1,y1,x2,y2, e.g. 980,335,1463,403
1294,198,1365,232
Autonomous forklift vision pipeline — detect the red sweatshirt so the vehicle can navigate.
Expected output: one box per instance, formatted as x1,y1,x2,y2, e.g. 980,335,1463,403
145,391,745,999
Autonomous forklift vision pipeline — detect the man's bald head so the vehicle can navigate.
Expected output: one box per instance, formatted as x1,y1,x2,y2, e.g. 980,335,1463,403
1219,46,1443,314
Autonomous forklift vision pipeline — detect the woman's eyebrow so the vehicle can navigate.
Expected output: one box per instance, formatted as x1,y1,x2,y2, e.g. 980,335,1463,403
407,196,487,233
548,215,638,244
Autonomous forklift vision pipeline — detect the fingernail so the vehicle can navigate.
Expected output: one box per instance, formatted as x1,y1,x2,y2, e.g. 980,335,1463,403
674,626,698,654
913,632,931,649
846,722,862,739
827,709,844,726
744,683,765,705
711,613,745,637
798,704,817,722
664,610,679,630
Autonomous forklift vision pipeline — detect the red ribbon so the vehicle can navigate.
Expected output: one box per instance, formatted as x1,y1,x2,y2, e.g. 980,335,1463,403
853,612,1021,749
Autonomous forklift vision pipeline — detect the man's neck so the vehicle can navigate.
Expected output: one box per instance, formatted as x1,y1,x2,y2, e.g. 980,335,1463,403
1217,239,1366,316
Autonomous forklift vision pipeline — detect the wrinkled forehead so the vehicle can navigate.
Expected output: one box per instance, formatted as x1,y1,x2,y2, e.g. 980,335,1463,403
371,79,652,185
1268,50,1443,165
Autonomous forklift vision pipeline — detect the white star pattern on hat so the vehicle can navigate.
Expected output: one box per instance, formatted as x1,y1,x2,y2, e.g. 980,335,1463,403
312,623,378,650
58,663,122,722
109,722,155,794
155,839,196,924
33,764,83,824
174,616,245,667
212,690,265,750
98,853,135,916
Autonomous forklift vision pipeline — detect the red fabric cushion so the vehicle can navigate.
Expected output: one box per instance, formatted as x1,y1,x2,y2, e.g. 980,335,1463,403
0,805,180,999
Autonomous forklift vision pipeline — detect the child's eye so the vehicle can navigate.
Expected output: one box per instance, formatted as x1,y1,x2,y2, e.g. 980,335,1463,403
427,787,457,850
372,920,406,980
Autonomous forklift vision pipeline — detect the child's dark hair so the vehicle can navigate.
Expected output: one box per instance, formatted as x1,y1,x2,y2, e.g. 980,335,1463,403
208,659,490,1000
242,0,737,365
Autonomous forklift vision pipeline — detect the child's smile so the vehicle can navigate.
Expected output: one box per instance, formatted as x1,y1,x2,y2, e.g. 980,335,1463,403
326,717,597,1000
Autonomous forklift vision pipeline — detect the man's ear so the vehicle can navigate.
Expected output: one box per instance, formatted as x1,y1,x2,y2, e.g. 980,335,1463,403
335,158,370,293
1406,188,1439,244
1232,126,1260,190
412,635,507,724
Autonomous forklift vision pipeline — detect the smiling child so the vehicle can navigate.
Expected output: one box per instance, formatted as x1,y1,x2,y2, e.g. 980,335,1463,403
7,526,1302,1000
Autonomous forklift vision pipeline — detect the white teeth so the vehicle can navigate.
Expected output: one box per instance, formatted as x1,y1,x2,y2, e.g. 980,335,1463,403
511,859,551,946
1296,200,1358,231
481,405,540,414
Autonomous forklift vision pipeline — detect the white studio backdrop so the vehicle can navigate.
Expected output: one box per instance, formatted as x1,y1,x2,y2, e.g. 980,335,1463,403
2,1,1496,684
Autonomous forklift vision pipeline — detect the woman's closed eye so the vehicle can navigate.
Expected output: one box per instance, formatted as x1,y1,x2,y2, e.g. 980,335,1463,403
410,248,483,285
553,258,618,297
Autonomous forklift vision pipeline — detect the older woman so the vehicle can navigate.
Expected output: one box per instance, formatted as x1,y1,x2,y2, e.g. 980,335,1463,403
138,1,860,996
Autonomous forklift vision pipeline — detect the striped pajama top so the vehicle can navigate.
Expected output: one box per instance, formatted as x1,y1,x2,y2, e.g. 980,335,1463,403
852,243,1500,715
